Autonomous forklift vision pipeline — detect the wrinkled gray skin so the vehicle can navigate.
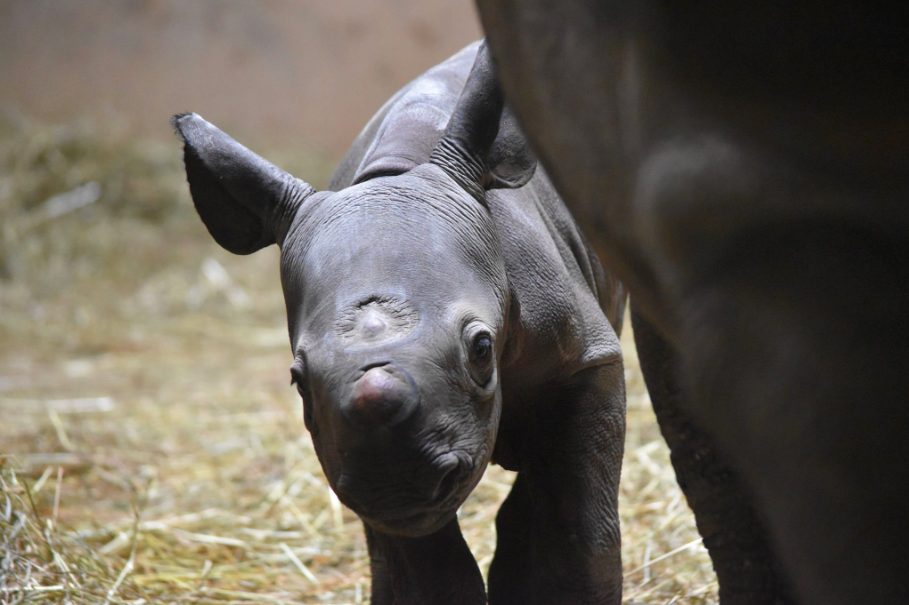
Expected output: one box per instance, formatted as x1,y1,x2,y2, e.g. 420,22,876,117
475,3,909,605
173,41,626,605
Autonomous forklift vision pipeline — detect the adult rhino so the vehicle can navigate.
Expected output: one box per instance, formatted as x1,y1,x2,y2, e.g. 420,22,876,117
475,3,909,605
173,42,627,604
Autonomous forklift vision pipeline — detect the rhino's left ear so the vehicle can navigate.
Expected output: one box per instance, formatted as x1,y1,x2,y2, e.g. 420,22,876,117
431,40,537,192
172,113,315,255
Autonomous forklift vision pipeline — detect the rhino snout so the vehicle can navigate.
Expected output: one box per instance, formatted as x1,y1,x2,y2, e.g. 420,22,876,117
341,363,420,428
333,449,470,536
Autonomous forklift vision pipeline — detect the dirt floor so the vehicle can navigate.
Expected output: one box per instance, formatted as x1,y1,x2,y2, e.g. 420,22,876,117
0,116,717,603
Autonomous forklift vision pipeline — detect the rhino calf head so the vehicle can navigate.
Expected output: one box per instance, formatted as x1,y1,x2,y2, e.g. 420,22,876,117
173,45,534,537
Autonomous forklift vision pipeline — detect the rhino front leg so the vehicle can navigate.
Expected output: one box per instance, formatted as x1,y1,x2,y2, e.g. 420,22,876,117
631,307,798,605
365,517,486,605
489,363,626,605
363,523,395,605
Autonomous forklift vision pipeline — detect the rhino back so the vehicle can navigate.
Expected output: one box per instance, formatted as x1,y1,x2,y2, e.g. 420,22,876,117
329,41,481,191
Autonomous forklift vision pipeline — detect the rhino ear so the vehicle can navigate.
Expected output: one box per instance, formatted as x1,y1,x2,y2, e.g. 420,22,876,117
171,113,315,255
431,40,537,191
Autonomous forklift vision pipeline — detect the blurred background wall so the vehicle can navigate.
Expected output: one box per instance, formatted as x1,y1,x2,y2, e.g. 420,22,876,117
0,0,481,158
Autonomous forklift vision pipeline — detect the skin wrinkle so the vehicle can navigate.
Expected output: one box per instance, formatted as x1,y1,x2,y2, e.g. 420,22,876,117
272,176,316,247
334,297,419,345
430,137,488,199
285,170,505,300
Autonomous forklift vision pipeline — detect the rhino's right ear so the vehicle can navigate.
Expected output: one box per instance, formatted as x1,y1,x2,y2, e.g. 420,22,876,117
171,113,315,255
431,40,537,194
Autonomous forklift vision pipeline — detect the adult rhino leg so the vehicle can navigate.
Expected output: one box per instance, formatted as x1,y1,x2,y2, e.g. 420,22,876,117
631,306,797,605
488,363,626,605
364,518,485,605
677,229,909,605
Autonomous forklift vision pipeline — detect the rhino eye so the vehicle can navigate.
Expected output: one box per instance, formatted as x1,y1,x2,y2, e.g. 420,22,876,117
469,332,494,386
473,334,493,363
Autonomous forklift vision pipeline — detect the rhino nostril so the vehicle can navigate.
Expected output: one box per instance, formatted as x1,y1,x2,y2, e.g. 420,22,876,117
430,455,463,502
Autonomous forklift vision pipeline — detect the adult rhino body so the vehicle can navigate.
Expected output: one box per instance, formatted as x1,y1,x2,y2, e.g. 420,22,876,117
173,42,627,604
475,3,909,605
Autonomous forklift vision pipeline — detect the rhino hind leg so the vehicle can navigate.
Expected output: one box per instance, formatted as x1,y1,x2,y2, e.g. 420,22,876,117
631,308,798,605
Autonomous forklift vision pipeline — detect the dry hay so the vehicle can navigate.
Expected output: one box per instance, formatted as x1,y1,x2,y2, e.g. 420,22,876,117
0,115,717,604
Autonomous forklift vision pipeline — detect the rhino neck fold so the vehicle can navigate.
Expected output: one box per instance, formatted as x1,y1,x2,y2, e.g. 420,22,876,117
429,137,488,203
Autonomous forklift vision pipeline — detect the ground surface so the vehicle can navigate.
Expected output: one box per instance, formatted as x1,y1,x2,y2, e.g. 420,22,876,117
0,118,717,603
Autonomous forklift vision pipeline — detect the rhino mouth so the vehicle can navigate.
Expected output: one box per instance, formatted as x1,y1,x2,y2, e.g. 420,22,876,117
366,507,457,537
334,450,476,536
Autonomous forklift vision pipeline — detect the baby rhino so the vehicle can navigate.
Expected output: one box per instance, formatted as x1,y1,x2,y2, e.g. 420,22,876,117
173,41,626,605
